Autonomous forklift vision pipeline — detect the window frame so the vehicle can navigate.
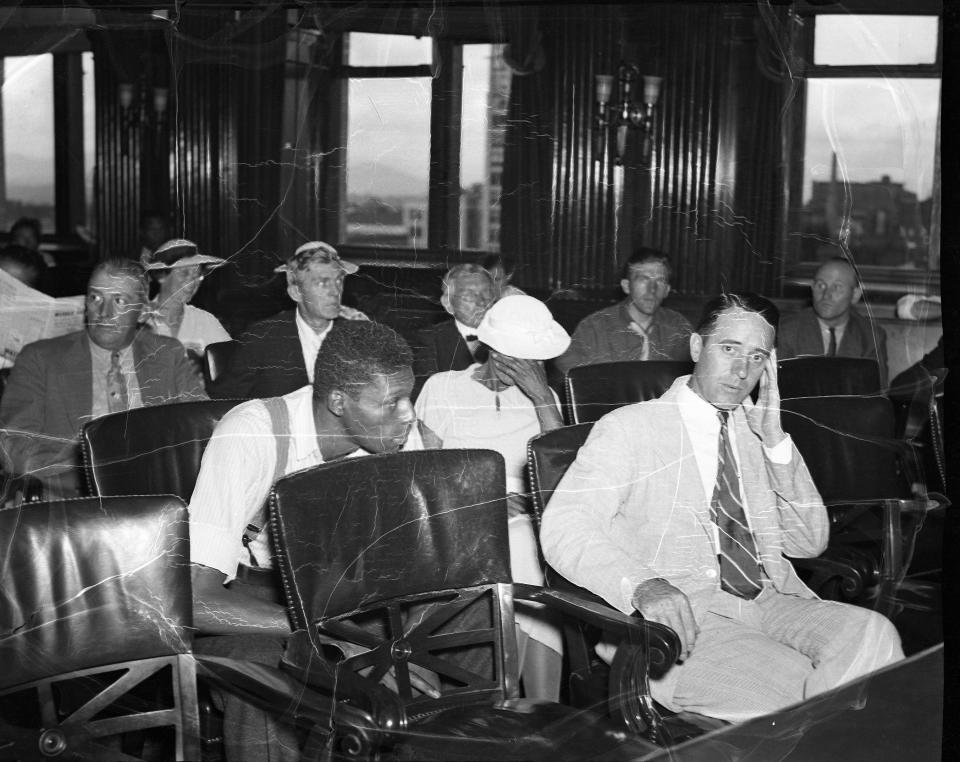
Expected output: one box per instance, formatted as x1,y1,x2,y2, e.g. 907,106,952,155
786,10,942,285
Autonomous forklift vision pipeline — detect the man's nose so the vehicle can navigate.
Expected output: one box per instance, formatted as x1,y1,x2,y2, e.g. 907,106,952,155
732,356,748,378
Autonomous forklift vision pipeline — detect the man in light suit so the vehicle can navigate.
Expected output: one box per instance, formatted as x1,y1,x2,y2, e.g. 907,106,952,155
778,257,888,385
541,292,902,722
0,258,206,498
208,241,367,399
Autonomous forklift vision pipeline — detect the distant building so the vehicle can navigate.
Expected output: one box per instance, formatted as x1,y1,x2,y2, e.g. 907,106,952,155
800,155,928,268
485,45,511,253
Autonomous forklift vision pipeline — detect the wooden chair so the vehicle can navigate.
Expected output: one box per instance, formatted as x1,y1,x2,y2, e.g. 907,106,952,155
268,449,677,757
565,360,693,424
80,399,240,500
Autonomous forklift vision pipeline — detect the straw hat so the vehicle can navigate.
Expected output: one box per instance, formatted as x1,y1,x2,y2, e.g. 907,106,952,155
476,294,570,361
273,241,359,275
142,239,225,270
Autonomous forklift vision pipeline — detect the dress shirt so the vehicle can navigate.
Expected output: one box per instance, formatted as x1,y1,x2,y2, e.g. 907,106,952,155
295,309,334,384
89,340,142,419
816,317,847,355
454,318,482,354
189,385,424,581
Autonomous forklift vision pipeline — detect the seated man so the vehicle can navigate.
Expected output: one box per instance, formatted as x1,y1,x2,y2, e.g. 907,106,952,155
553,248,692,376
778,257,888,384
413,263,495,393
540,292,903,722
0,258,205,498
190,320,426,762
208,241,367,399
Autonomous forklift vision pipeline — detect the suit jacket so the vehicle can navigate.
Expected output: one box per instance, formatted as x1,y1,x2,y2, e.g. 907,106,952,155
207,309,305,399
540,376,828,619
0,329,207,498
777,307,888,385
412,319,478,394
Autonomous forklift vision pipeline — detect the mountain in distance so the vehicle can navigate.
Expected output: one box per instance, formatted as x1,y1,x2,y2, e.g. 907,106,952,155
346,160,427,201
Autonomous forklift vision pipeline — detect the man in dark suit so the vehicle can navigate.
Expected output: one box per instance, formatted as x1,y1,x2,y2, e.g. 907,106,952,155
778,257,888,385
0,258,206,498
413,263,495,394
207,241,367,399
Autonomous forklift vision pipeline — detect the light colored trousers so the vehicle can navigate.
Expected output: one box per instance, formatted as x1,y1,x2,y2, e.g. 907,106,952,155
648,588,904,722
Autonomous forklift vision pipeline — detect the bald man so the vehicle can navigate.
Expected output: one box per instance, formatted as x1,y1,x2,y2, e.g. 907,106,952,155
778,258,887,385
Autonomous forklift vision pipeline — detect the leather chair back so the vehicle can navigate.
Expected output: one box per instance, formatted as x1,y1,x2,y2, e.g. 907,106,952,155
565,361,693,424
81,399,240,499
780,396,910,504
777,357,882,399
527,422,595,531
0,495,191,688
271,449,510,624
203,340,237,387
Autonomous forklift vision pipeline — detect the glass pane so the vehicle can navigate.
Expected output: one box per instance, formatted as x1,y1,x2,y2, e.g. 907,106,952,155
798,77,940,268
1,54,55,233
343,77,430,247
346,33,432,67
813,15,938,66
459,44,511,253
82,51,95,231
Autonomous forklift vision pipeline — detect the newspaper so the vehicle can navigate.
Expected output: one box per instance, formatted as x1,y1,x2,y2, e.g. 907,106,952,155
0,268,85,369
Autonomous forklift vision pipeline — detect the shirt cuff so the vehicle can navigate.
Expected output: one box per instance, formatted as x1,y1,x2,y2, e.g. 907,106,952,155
764,433,794,464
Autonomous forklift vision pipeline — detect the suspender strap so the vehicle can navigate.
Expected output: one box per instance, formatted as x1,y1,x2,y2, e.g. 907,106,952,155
240,396,292,567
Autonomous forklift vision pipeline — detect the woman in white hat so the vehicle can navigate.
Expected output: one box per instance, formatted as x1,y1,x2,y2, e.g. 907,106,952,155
415,294,570,701
141,239,231,365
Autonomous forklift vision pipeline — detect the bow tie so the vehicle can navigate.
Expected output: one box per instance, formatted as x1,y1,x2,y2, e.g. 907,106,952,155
464,334,478,342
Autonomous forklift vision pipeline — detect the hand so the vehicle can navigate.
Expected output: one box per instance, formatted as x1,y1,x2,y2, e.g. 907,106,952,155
750,349,786,447
631,578,698,662
492,355,551,403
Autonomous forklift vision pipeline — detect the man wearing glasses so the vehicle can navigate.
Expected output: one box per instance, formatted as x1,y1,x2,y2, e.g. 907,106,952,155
554,248,693,375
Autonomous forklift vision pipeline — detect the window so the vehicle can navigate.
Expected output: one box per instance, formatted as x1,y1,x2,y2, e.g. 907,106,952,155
338,33,511,254
1,51,95,238
2,55,55,233
791,14,940,274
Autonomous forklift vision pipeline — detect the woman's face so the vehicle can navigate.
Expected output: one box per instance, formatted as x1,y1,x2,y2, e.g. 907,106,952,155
159,264,203,303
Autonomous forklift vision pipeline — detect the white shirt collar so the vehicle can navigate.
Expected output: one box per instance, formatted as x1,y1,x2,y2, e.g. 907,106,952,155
295,309,334,383
454,319,480,340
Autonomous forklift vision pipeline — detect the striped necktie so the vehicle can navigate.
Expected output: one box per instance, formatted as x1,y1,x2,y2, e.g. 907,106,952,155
107,351,128,414
710,410,763,599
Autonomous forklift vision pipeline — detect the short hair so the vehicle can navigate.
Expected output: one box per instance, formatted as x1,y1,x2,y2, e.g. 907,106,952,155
816,256,861,285
620,247,672,281
90,257,149,297
443,262,492,292
313,321,413,401
10,217,41,242
0,244,46,288
695,292,780,337
139,209,169,228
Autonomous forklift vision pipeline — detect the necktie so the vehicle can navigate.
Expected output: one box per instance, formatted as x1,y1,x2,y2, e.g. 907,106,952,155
107,351,128,413
710,410,762,599
827,327,837,357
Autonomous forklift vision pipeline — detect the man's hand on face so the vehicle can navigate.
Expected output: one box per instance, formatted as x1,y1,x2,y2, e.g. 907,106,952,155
631,578,699,662
749,348,787,448
492,354,551,403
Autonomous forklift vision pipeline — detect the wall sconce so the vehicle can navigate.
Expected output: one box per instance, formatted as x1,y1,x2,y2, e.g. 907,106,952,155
118,81,170,156
594,63,662,165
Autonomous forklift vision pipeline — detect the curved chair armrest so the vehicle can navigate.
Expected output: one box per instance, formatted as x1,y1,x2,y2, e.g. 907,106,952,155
513,583,681,676
789,552,870,602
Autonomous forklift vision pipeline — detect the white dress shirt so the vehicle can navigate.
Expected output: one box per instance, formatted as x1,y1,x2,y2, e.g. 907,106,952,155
89,340,142,420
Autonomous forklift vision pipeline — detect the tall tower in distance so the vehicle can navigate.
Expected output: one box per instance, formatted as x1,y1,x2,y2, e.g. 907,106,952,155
485,45,511,253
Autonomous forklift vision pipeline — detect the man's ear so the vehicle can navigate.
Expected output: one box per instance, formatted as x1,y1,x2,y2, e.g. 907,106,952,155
440,287,453,315
690,332,703,362
851,286,863,305
620,278,630,296
286,272,302,305
326,389,346,417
